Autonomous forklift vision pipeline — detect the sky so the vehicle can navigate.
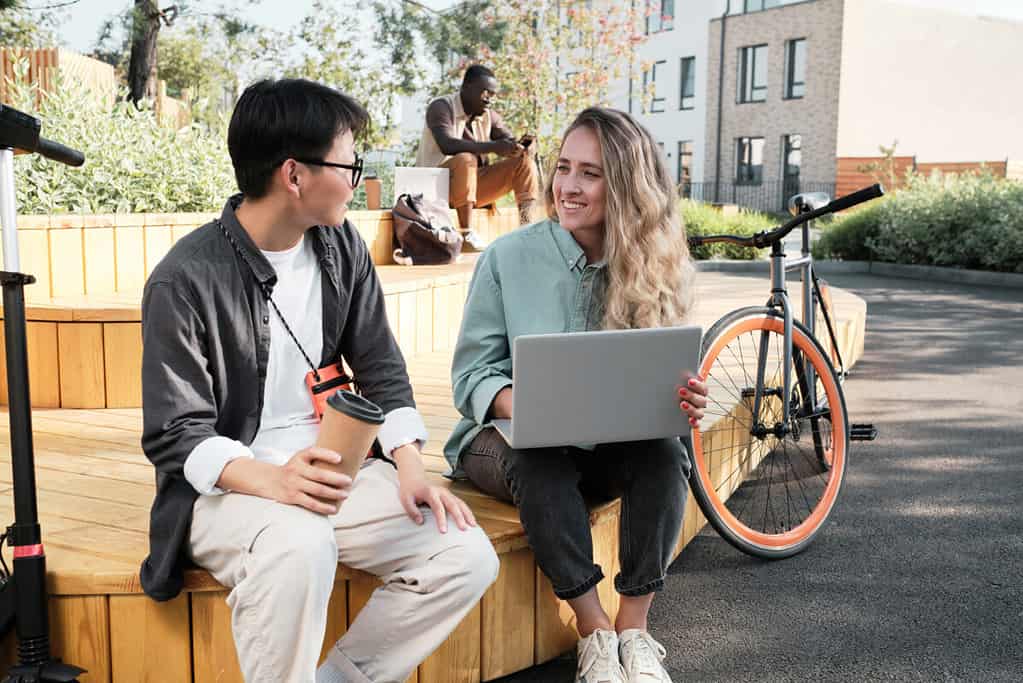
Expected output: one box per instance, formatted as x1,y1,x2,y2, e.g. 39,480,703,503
49,0,1023,55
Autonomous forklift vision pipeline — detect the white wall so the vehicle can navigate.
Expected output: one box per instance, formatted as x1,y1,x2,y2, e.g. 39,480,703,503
612,1,723,183
838,0,1023,162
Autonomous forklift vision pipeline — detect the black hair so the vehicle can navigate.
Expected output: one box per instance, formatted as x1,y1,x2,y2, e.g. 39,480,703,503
227,78,370,198
462,64,496,87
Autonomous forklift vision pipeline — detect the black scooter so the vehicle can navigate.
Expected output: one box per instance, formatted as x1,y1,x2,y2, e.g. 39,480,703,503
0,103,86,683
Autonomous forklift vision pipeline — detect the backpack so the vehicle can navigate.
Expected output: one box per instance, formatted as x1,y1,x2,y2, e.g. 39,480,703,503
391,193,463,265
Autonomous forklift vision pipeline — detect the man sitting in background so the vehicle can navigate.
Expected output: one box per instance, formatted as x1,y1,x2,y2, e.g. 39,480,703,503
415,64,539,249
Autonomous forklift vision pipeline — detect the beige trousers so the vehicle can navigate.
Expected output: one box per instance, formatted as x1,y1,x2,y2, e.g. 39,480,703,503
188,459,499,683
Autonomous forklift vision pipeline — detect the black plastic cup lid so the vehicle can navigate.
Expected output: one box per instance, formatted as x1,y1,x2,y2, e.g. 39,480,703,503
326,389,385,425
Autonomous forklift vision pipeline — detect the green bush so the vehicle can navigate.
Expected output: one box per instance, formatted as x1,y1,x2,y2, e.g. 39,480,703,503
814,172,1023,273
9,65,237,215
681,200,773,260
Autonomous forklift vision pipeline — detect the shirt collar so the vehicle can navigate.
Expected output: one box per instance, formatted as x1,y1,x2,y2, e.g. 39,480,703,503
452,92,470,123
221,194,336,287
549,220,604,272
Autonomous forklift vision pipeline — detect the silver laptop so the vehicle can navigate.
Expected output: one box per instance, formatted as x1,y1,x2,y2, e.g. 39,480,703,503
491,325,702,449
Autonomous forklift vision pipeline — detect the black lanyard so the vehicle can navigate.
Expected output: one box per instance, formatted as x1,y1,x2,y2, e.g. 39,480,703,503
216,219,325,382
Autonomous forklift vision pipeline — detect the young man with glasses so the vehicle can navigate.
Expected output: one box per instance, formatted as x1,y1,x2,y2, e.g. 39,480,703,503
415,64,539,249
139,78,498,683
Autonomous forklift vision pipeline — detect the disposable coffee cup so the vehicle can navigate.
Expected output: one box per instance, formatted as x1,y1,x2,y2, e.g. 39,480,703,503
364,177,382,210
315,390,385,483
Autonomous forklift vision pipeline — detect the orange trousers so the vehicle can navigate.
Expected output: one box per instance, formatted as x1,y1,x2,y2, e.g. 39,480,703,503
441,152,538,210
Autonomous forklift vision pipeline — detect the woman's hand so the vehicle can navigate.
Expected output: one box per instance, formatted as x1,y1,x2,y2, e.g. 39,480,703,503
678,374,709,427
393,444,477,533
488,386,514,420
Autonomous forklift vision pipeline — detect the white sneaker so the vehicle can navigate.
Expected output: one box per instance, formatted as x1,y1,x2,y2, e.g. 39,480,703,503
576,629,627,683
461,229,487,251
618,629,672,683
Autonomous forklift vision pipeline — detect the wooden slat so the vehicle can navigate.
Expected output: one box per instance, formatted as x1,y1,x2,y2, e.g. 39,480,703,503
57,322,105,408
19,228,51,302
534,570,577,664
191,591,244,683
399,290,417,357
0,321,61,408
49,228,86,297
113,226,146,293
481,548,536,679
416,288,434,355
109,593,192,682
419,601,481,683
318,577,349,665
84,227,117,295
102,323,142,408
49,595,112,683
143,225,173,277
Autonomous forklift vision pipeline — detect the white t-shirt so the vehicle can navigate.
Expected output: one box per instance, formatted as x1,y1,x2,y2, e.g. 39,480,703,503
183,233,428,495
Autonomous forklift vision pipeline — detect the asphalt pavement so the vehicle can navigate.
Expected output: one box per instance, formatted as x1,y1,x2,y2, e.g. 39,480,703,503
495,273,1023,682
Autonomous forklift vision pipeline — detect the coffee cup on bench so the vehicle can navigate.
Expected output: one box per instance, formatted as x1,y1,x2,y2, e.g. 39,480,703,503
315,390,385,483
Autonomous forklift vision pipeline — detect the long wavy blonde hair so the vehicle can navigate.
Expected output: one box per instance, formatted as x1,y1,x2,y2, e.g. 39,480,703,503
544,107,695,329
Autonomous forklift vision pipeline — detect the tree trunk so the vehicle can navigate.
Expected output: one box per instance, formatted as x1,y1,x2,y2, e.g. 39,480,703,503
127,0,160,105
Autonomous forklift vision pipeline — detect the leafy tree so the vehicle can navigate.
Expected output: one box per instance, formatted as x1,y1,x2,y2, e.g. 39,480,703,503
374,0,643,166
0,0,67,48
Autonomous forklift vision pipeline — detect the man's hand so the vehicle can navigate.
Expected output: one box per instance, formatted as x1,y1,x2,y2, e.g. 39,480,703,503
393,444,477,533
264,447,352,515
678,374,709,426
489,139,523,158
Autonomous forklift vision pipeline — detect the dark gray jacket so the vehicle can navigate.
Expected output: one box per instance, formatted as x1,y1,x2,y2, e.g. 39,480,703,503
140,196,414,600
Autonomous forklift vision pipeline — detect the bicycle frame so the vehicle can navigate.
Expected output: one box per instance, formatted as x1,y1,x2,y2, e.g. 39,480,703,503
752,221,818,432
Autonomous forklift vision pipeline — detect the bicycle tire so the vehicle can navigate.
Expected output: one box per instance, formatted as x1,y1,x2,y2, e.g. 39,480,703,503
689,306,849,559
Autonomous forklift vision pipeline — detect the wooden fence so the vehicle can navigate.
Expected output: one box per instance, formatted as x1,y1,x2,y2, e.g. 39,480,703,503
0,47,189,127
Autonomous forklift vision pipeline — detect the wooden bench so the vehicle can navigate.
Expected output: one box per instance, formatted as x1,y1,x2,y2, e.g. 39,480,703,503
1,269,869,682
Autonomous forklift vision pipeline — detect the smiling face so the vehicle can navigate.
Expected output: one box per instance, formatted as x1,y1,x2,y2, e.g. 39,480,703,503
552,125,607,245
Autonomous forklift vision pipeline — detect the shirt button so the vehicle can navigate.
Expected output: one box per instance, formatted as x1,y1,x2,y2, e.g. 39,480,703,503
262,315,269,324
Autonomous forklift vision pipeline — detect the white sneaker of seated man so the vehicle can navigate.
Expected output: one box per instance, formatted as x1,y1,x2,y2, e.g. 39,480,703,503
619,629,673,683
461,228,487,251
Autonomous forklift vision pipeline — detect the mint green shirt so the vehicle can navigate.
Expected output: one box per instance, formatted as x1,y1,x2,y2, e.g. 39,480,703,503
443,219,608,476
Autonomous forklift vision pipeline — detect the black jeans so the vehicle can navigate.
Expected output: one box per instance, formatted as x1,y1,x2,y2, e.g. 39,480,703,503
462,428,691,600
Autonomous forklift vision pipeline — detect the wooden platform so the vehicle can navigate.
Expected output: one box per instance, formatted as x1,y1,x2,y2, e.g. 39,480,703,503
0,272,868,682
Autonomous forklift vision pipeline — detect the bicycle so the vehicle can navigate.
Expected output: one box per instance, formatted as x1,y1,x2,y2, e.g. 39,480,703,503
685,184,883,559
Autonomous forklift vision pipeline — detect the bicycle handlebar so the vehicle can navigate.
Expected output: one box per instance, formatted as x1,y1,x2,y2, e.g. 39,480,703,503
0,103,85,167
36,136,85,167
689,183,884,250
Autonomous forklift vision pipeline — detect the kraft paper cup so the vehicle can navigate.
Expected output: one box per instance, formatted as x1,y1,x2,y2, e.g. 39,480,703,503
315,390,385,483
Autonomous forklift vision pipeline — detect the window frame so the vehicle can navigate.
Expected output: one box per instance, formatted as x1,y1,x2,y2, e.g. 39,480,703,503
737,44,768,104
735,136,765,186
643,59,668,113
784,38,806,99
677,140,694,193
679,56,695,111
646,0,675,34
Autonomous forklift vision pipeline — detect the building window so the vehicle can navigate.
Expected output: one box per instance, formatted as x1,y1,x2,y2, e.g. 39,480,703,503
736,137,765,185
646,0,674,34
784,38,806,99
730,0,800,14
677,140,693,196
737,45,767,103
679,56,695,110
643,60,667,113
782,134,802,205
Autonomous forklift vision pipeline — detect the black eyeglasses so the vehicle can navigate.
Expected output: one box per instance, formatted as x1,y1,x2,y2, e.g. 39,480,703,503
292,153,363,187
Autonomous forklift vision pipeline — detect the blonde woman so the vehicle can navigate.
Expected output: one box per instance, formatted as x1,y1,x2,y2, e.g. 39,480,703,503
445,107,708,683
